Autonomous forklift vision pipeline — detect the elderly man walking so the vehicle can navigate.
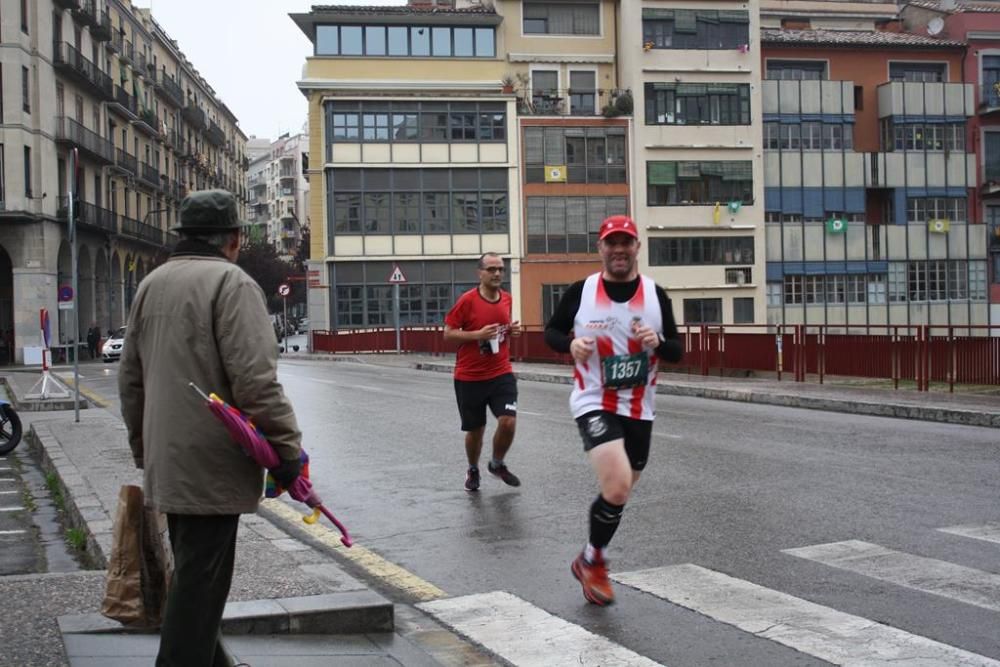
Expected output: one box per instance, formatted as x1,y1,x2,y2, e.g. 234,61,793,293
119,190,303,667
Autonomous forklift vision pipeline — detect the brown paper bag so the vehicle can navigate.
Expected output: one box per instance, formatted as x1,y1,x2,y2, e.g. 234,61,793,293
101,485,174,628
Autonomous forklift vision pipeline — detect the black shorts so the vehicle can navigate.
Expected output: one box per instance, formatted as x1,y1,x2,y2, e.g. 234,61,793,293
575,410,653,471
454,373,518,431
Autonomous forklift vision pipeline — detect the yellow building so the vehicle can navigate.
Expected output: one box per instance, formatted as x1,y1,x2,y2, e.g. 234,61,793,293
0,0,248,362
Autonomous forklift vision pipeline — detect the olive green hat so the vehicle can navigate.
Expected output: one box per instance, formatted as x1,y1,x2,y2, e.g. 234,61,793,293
173,189,246,233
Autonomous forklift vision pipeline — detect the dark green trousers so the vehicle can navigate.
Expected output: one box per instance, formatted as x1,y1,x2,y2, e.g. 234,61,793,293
156,513,240,667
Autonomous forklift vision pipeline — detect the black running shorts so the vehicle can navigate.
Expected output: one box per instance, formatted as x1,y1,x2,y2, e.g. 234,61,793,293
575,410,653,471
454,373,518,431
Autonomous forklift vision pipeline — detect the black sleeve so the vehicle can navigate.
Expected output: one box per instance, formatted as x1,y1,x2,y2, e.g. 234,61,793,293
654,285,684,363
543,281,584,353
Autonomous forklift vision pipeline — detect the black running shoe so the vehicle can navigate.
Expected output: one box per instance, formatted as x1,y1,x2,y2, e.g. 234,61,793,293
465,467,480,492
487,461,521,487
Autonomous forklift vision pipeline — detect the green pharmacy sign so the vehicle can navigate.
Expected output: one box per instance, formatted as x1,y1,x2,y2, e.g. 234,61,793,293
826,217,847,234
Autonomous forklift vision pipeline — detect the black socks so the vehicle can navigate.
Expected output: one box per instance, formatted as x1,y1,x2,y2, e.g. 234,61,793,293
589,495,625,550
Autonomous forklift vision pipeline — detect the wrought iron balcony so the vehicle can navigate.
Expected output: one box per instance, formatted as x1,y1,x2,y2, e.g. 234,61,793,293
134,108,160,136
139,162,161,188
110,30,123,53
157,71,185,108
182,102,207,131
517,88,632,117
55,116,114,164
110,85,138,117
119,215,165,246
71,0,98,27
206,121,226,147
52,42,113,100
114,147,137,175
121,39,135,66
57,197,117,234
92,10,112,41
981,84,1000,114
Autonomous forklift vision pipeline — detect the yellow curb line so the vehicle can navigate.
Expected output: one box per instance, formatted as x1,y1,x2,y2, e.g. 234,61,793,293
261,497,446,602
53,374,110,408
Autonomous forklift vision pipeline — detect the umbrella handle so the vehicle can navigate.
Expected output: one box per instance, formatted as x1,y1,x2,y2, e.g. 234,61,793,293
302,507,353,547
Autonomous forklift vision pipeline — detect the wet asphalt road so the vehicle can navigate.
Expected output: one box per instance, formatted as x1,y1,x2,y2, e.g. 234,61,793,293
73,357,1000,666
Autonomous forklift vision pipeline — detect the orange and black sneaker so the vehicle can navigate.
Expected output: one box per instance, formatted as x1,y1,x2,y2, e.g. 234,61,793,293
571,552,614,606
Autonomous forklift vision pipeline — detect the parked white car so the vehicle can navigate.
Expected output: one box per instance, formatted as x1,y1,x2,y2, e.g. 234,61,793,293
101,326,127,362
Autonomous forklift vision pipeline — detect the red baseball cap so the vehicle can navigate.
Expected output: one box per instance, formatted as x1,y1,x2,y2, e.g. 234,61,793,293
598,215,638,241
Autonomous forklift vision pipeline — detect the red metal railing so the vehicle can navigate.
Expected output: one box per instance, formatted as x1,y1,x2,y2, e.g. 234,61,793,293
310,324,1000,391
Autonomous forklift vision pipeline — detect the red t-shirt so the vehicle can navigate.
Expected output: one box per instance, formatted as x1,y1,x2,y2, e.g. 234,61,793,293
445,288,514,381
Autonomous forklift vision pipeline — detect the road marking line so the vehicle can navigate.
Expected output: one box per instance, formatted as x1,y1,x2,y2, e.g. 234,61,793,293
0,529,26,535
418,591,663,667
0,490,17,494
938,523,1000,545
614,564,1000,666
260,498,446,602
53,373,110,408
783,539,1000,613
0,478,16,482
0,506,25,512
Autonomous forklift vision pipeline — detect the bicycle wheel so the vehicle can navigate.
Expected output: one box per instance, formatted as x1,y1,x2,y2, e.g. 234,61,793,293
0,404,23,455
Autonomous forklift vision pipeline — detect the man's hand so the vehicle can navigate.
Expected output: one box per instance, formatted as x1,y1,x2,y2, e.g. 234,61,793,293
509,320,522,337
270,456,302,487
631,321,660,350
477,323,501,341
570,336,595,363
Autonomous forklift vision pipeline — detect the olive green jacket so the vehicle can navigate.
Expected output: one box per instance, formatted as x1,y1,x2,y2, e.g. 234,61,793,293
119,254,301,514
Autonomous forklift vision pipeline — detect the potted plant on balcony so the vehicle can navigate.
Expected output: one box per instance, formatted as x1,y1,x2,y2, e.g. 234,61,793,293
602,89,633,118
501,74,515,94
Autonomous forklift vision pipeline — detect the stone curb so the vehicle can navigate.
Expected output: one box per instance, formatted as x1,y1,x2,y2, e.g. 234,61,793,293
26,422,110,569
410,361,1000,429
58,589,394,637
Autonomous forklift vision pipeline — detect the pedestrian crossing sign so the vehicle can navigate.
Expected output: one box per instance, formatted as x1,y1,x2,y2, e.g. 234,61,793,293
388,264,407,284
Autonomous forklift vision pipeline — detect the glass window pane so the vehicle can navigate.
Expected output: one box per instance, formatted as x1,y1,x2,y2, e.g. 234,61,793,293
432,27,452,56
453,28,474,57
340,26,362,55
316,25,338,55
475,28,494,57
411,26,430,56
388,26,408,55
365,26,386,55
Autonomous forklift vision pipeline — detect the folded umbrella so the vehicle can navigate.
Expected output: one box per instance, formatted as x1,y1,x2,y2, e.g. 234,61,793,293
189,382,352,547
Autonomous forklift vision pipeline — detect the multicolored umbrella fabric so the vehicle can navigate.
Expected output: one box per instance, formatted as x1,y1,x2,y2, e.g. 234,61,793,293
189,382,352,546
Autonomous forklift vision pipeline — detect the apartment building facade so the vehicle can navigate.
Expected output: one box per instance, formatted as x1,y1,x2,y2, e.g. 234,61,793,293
293,2,519,332
902,0,1000,324
618,0,764,328
0,0,248,363
761,3,989,329
246,131,310,259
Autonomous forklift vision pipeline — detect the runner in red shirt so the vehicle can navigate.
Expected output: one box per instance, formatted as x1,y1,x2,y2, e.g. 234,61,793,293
444,252,522,492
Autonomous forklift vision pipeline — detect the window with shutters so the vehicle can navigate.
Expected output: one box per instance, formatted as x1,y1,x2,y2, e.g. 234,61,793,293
523,2,600,36
645,82,750,126
643,9,749,50
647,161,753,205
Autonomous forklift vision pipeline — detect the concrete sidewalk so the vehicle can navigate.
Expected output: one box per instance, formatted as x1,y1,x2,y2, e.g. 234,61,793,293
283,351,1000,429
0,370,485,667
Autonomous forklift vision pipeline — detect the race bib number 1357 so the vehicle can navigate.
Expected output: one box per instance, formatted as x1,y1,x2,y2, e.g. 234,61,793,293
601,352,649,390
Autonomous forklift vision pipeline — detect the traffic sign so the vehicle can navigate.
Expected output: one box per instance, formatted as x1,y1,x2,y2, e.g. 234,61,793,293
58,285,74,302
277,283,291,297
388,264,407,284
58,300,74,311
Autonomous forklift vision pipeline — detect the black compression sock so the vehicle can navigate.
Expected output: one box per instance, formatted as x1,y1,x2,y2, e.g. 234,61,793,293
589,495,625,550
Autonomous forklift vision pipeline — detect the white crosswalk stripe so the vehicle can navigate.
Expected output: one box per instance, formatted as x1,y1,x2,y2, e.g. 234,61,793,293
417,591,663,667
613,564,1000,666
783,540,1000,613
938,523,1000,546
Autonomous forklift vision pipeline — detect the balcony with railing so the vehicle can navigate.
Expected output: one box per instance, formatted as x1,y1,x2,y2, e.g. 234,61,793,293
139,162,161,188
981,83,1000,115
56,116,114,164
92,9,112,41
119,215,164,246
136,51,147,76
52,42,113,100
157,71,185,108
134,108,160,136
206,121,226,147
57,197,117,234
110,85,138,117
122,39,135,66
517,88,632,117
71,0,98,27
114,147,137,175
182,102,207,131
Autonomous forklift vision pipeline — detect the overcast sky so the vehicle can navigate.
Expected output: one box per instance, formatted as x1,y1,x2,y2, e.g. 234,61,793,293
132,0,408,140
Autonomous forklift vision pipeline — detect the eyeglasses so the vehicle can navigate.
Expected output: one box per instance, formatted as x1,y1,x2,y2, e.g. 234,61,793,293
481,266,505,273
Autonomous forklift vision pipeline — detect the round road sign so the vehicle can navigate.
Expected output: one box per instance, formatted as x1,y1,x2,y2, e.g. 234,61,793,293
278,283,291,297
